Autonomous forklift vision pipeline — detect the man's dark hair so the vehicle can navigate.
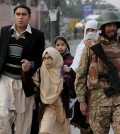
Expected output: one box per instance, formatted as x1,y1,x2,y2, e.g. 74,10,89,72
14,5,31,15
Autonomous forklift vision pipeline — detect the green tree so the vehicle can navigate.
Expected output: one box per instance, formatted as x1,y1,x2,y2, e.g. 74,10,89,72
59,0,82,18
59,0,115,18
87,0,115,9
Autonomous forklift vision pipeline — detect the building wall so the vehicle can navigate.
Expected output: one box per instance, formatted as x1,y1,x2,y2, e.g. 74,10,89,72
0,4,12,28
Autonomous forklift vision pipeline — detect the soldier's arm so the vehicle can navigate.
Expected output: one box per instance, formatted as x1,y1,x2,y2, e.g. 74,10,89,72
75,46,90,102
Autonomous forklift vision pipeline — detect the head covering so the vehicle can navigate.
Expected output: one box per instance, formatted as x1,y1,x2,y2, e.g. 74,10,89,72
97,11,120,30
40,47,64,104
84,19,98,38
54,36,70,51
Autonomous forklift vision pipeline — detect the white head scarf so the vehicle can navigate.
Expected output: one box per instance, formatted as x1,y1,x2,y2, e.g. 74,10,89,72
40,47,64,104
84,19,98,38
70,19,98,72
82,20,99,42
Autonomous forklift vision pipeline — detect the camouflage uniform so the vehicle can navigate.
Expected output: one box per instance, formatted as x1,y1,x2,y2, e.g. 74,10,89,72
75,35,120,134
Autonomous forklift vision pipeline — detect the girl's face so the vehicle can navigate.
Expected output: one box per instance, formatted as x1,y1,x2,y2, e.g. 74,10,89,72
43,53,53,68
55,39,67,54
86,28,97,34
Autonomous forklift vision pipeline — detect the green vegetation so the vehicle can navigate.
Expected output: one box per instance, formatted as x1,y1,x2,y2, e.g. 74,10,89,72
59,0,115,18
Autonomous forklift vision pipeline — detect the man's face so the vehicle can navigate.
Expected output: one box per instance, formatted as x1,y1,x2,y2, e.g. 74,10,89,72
104,22,117,40
14,7,31,30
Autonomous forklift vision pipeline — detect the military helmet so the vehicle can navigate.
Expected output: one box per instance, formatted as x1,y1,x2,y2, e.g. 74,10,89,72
97,12,120,30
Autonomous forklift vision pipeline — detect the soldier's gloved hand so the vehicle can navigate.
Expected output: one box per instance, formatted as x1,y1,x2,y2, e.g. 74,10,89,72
80,101,87,116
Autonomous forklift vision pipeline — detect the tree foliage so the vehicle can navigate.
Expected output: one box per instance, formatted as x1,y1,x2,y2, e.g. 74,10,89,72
44,0,116,19
59,0,82,18
59,0,116,18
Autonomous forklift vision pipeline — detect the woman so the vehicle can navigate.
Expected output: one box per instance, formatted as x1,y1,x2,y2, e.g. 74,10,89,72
71,19,98,72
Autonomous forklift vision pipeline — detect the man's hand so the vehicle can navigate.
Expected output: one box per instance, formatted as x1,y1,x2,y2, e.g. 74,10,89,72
21,59,31,72
80,101,87,116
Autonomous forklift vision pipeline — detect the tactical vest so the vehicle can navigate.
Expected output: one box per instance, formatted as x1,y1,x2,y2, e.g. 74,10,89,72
87,41,120,89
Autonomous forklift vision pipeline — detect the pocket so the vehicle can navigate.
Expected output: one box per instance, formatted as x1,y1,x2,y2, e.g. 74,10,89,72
89,106,96,124
87,74,100,88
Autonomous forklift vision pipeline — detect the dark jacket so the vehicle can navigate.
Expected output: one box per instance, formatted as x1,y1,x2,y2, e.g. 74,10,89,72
60,49,76,118
61,49,76,98
62,49,74,66
0,26,45,97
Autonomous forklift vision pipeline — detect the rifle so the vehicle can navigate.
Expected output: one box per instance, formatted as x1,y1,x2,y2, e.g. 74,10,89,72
90,42,120,97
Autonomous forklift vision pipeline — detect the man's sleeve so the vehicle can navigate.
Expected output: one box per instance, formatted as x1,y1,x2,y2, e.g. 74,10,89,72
31,30,45,72
75,46,90,102
70,41,85,72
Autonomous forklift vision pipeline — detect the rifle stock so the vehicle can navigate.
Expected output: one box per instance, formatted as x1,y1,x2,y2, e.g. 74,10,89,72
90,42,120,97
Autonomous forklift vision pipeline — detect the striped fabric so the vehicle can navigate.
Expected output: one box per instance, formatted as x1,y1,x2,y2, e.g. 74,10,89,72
2,32,26,80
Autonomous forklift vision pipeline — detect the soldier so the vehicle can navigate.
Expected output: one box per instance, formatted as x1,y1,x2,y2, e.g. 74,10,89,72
75,12,120,134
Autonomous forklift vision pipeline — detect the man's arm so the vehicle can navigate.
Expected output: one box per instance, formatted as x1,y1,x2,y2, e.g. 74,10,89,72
29,29,45,73
75,46,89,102
75,46,91,115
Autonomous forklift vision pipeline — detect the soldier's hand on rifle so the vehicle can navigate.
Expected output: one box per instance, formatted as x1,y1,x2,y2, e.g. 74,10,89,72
80,101,87,116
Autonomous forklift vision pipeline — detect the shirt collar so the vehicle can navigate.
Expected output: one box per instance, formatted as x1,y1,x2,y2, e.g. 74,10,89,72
10,24,32,35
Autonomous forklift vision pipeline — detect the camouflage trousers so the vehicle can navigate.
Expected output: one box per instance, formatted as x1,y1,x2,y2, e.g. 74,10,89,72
80,127,93,134
89,104,120,134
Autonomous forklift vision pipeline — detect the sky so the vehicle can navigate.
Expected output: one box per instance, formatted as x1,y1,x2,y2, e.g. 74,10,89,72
105,0,120,9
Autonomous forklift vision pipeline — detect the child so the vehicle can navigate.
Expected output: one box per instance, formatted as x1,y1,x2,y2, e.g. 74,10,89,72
54,36,76,99
54,36,73,67
32,47,71,134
